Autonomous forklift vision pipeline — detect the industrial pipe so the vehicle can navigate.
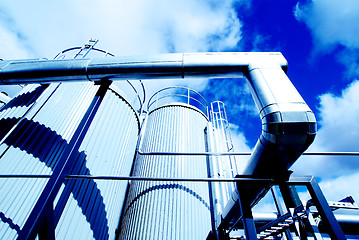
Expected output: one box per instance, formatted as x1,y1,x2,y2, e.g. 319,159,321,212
0,52,316,230
0,53,285,84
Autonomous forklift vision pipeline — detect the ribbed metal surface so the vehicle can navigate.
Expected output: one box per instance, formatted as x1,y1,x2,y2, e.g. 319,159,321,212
29,83,99,141
0,82,98,142
0,119,65,239
0,83,67,239
0,84,48,120
0,82,140,239
54,86,139,239
119,104,211,240
0,92,11,107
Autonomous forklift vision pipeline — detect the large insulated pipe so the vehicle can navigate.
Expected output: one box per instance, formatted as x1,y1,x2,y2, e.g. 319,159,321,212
0,53,285,84
218,60,316,229
0,52,316,226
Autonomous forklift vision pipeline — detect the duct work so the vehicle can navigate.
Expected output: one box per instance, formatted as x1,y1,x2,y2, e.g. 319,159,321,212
0,52,317,238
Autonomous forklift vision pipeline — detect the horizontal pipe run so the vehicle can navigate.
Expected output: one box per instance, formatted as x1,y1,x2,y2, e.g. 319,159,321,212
0,52,287,85
0,175,273,182
137,151,359,156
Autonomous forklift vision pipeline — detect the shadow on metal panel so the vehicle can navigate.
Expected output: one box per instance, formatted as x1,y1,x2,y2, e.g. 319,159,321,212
0,118,109,239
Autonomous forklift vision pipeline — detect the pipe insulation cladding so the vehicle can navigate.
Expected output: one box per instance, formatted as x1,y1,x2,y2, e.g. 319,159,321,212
0,52,317,233
0,53,286,84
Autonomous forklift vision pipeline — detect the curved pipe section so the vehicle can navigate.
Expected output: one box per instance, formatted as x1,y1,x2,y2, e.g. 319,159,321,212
245,62,316,178
219,62,316,229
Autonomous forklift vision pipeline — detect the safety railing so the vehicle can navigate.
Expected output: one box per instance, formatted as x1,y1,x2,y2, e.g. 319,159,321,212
147,86,208,117
53,43,146,114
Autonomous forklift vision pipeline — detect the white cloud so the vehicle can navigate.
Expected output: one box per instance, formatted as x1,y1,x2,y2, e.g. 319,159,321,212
230,127,252,175
0,0,243,98
292,80,359,202
337,49,359,79
295,0,359,79
315,81,359,152
0,0,241,59
293,0,359,203
295,0,359,51
0,25,31,60
320,172,359,202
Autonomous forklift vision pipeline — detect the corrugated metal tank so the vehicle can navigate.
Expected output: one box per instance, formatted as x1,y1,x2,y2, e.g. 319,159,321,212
0,81,140,239
118,88,212,240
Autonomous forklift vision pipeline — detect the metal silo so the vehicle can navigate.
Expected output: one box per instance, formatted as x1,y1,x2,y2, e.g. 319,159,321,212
0,51,324,239
118,87,212,240
0,42,142,239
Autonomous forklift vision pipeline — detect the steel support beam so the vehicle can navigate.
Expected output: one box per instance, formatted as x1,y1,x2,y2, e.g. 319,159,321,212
305,177,347,240
271,187,293,240
289,176,347,240
16,81,111,240
237,184,258,240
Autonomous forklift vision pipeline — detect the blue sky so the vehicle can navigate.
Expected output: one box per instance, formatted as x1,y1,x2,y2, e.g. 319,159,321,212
1,0,359,205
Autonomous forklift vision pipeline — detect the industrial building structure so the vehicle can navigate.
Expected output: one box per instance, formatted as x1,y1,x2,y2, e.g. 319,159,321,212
0,40,358,239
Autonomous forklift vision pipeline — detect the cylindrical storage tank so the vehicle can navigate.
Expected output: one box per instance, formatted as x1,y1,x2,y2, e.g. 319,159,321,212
119,87,212,240
0,80,141,239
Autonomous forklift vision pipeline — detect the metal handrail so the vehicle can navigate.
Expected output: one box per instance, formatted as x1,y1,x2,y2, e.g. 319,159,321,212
0,174,273,182
53,47,115,60
136,151,359,156
147,86,208,116
53,45,146,113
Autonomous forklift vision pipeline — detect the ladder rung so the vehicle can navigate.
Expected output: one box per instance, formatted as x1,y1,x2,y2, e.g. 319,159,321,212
278,223,290,227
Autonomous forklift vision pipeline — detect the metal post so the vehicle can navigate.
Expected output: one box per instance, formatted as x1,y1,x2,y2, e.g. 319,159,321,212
306,177,346,240
38,203,55,240
279,183,305,238
271,186,293,240
237,184,257,240
205,127,218,239
17,80,111,240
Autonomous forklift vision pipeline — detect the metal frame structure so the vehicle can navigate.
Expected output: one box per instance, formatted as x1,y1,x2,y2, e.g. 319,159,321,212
3,49,355,239
0,173,352,239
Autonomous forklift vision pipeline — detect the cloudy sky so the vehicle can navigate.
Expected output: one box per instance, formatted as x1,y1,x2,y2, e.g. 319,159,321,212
1,0,359,206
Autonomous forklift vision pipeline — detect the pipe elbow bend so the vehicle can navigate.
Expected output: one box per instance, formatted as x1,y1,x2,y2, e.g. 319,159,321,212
261,103,317,149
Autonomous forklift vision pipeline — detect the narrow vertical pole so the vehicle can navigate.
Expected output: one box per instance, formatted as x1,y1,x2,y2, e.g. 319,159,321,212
237,184,257,240
271,186,293,240
306,177,346,240
279,183,304,238
204,127,218,239
38,203,55,240
17,80,111,240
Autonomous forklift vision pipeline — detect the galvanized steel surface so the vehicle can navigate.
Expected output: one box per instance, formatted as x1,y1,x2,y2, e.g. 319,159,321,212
0,52,318,237
0,52,286,84
0,82,140,239
119,104,211,240
54,85,139,239
0,92,11,106
0,82,96,239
